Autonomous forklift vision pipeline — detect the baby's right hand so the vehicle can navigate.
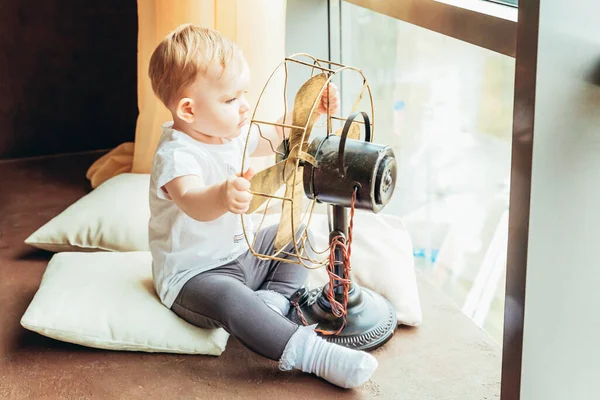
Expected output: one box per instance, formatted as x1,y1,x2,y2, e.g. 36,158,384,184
223,168,255,214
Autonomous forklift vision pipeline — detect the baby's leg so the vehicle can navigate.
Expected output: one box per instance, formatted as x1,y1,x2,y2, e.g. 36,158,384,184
256,260,308,317
243,223,313,316
173,268,378,389
172,271,297,361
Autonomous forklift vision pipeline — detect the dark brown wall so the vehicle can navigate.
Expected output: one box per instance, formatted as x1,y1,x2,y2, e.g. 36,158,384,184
0,0,137,160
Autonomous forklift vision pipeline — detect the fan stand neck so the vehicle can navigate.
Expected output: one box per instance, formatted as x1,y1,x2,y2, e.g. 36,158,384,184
288,204,397,351
330,205,349,296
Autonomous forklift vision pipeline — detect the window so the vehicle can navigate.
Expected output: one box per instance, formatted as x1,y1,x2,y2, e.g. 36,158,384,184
344,0,517,57
334,1,515,343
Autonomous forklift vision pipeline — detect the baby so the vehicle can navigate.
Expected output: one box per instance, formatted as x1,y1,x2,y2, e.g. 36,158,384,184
147,23,378,389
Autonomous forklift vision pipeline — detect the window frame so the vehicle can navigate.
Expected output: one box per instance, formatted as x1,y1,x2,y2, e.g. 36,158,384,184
343,0,518,57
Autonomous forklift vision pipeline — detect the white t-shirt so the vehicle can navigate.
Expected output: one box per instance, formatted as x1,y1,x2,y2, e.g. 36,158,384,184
149,121,258,308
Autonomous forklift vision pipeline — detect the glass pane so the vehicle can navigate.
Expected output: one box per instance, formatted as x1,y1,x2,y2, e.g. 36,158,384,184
338,2,515,343
487,0,518,7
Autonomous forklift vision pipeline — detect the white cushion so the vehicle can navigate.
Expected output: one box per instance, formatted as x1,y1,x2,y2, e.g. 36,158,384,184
25,173,151,252
256,211,422,327
24,173,276,252
24,172,421,326
310,213,422,326
20,251,229,355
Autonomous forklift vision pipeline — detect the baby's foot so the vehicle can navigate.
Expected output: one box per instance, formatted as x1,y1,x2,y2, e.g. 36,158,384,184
279,324,378,388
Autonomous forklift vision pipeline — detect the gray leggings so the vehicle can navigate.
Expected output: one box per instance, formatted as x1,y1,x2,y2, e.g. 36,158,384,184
171,224,311,361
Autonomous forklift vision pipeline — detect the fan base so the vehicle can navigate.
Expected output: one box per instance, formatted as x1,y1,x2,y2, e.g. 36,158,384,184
288,283,397,351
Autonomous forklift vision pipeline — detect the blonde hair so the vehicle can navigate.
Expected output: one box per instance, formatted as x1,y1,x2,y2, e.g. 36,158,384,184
149,24,243,107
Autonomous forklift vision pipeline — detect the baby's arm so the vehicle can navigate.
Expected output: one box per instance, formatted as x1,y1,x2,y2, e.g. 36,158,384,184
250,83,340,157
163,169,255,222
250,114,291,157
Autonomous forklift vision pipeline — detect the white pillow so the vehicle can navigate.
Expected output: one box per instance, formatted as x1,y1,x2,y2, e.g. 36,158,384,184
309,212,421,326
25,173,151,252
25,172,421,326
255,212,422,327
24,173,277,252
20,251,229,355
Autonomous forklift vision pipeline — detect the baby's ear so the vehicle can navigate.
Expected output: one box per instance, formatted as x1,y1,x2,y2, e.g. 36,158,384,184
176,98,195,123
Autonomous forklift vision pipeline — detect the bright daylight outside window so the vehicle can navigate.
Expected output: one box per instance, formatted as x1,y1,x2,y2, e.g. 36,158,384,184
336,1,515,343
488,0,517,6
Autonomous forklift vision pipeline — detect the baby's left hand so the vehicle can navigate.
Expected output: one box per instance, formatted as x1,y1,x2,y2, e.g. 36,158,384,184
315,83,340,116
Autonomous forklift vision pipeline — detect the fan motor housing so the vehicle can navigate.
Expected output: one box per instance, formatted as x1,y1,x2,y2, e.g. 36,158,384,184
303,134,397,213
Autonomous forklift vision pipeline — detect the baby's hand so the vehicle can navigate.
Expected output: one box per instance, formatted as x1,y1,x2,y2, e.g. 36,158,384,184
223,168,255,214
315,83,340,116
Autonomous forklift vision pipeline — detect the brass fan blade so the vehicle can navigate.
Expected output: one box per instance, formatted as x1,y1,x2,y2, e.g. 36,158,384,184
333,122,361,140
274,169,305,252
288,73,328,158
247,159,291,214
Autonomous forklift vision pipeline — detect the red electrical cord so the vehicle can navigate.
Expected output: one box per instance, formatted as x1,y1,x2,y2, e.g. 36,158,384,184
293,188,358,335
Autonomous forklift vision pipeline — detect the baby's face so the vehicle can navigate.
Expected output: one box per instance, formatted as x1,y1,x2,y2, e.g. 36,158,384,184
185,59,251,141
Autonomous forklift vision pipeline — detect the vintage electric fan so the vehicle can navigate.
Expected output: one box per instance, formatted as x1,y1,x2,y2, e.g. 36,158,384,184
240,54,398,351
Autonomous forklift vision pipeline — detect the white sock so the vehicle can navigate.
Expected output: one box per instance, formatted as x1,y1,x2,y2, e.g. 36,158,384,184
256,290,291,316
279,324,378,389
